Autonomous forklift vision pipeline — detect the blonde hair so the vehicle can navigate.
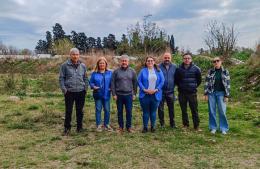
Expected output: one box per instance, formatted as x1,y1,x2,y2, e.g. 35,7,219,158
94,57,108,72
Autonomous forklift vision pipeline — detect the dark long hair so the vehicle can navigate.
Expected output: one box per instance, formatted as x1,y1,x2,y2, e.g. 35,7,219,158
144,56,160,72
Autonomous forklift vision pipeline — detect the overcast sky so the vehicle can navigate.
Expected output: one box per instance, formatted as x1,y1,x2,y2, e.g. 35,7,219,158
0,0,259,52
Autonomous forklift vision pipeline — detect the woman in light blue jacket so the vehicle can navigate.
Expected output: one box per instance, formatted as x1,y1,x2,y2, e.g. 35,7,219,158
89,57,113,132
138,56,165,133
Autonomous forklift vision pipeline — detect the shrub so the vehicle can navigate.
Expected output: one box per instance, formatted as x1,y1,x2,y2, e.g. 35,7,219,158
233,50,253,61
28,105,39,110
38,74,59,92
3,73,16,94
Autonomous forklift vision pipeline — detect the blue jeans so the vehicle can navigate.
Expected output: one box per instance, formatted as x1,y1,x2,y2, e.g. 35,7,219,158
208,91,229,132
140,94,160,128
95,98,110,127
116,94,133,129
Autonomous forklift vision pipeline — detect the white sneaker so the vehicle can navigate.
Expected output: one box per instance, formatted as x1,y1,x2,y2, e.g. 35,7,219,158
96,125,103,132
222,131,227,135
210,129,216,134
105,125,114,132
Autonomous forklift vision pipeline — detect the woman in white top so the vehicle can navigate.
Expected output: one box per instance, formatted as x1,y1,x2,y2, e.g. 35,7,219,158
138,56,165,133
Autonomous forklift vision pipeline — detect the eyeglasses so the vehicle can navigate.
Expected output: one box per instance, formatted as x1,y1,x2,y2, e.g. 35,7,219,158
147,60,154,62
183,58,191,60
213,60,220,63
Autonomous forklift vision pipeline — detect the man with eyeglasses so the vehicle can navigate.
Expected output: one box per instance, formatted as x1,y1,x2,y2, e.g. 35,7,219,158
175,53,202,131
204,57,230,135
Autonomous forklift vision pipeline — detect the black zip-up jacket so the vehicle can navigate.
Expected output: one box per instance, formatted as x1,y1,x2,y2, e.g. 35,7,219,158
175,63,202,94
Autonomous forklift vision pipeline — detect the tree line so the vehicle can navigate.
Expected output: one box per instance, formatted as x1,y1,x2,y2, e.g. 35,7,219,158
35,16,176,56
0,42,32,55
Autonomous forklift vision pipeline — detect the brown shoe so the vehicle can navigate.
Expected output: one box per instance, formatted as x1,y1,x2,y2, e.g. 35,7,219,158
117,128,124,133
127,128,134,133
195,128,202,132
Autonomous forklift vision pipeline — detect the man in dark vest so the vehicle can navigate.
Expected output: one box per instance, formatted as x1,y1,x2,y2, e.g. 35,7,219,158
175,53,202,131
158,52,177,128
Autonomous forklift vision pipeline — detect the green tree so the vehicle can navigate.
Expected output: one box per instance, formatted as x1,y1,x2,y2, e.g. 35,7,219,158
117,34,130,55
78,32,88,53
53,23,66,41
71,31,80,49
53,38,74,55
169,35,175,54
88,37,96,49
35,40,48,54
46,31,53,54
102,37,108,48
107,34,117,50
96,37,103,50
127,15,168,55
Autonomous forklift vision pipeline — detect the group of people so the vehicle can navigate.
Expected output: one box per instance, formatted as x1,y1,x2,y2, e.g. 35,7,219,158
59,48,230,135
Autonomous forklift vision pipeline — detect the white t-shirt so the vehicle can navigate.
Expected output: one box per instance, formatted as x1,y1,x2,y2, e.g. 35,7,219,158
148,68,157,90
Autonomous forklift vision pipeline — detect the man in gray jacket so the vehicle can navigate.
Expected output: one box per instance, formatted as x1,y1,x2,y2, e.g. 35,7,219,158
111,55,137,133
59,48,88,135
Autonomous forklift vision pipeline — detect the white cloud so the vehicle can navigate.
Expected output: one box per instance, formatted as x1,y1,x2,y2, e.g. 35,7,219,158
220,0,233,7
12,0,26,6
0,0,259,51
196,9,229,19
133,0,166,9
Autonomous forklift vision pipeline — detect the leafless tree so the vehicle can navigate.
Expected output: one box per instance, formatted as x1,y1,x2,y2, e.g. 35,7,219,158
204,20,238,59
0,41,8,55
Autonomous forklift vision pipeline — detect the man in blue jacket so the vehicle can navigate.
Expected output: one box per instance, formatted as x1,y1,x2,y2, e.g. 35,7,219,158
59,48,88,135
158,52,177,128
175,53,202,131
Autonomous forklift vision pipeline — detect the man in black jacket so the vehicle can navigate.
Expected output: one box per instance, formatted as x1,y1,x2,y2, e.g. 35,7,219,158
158,52,177,128
175,53,202,131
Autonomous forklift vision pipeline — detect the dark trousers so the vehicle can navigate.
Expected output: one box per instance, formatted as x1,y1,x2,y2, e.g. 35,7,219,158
178,92,200,129
64,90,86,130
158,93,175,127
116,94,133,129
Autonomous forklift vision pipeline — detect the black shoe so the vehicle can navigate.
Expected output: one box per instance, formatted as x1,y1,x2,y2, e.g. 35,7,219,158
63,128,70,136
142,127,148,133
160,124,165,128
151,127,156,133
76,128,84,133
170,125,177,129
160,122,165,127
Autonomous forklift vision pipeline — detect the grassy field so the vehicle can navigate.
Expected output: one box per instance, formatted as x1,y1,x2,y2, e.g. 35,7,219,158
0,56,259,168
0,89,259,168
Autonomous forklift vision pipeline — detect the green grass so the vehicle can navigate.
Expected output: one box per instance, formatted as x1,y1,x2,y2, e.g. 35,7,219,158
232,49,253,62
0,91,259,168
0,57,259,168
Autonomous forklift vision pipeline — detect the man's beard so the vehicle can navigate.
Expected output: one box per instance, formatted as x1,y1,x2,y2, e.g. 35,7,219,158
164,61,170,65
